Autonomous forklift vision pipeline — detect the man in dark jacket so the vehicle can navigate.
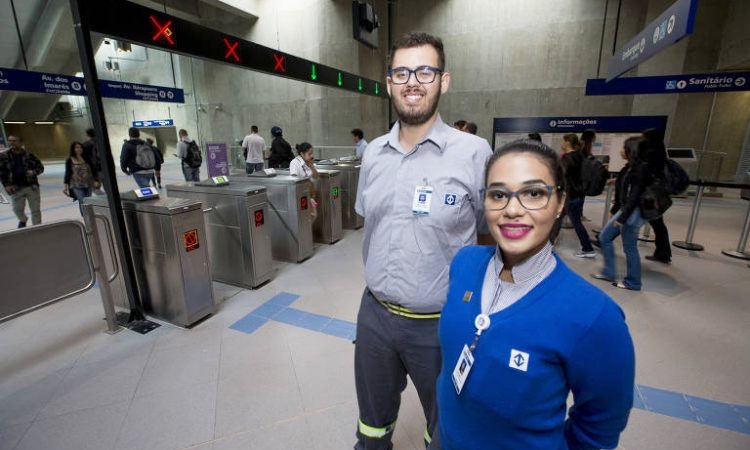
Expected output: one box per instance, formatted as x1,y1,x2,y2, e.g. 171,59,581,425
83,128,104,194
268,126,294,168
120,127,154,188
0,135,45,227
641,128,671,264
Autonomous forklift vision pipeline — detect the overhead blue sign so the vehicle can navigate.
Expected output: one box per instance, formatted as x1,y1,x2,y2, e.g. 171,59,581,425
0,67,184,103
100,81,184,103
493,116,668,134
607,0,698,80
587,71,750,96
132,119,174,128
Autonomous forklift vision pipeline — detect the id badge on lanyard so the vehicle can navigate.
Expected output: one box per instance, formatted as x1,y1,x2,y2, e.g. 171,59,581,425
452,313,491,395
412,183,433,215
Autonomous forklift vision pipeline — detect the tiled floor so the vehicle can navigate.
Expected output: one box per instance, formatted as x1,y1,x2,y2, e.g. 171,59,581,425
1,161,750,449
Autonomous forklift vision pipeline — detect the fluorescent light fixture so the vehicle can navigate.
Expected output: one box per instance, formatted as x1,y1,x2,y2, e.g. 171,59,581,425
3,121,26,124
34,121,54,125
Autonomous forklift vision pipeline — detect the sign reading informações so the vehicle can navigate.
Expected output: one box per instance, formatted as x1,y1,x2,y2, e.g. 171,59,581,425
607,0,698,80
493,116,668,134
0,67,184,103
587,71,750,95
206,142,229,178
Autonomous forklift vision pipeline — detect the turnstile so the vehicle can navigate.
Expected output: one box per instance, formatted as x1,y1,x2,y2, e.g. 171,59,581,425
228,174,314,262
322,163,363,229
83,195,215,327
312,169,343,244
165,182,273,288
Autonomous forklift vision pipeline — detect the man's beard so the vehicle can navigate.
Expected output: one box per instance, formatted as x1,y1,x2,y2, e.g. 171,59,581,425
393,88,441,126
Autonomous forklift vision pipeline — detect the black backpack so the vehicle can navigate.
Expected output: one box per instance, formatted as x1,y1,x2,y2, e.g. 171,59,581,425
184,141,202,168
663,159,690,195
135,142,156,169
580,156,608,196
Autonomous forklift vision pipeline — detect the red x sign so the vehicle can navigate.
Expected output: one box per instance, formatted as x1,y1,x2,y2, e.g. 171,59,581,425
149,15,174,45
223,38,240,62
273,53,286,73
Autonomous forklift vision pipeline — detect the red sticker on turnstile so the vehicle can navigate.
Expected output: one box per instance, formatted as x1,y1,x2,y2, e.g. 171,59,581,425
300,196,308,210
183,229,199,252
254,210,264,227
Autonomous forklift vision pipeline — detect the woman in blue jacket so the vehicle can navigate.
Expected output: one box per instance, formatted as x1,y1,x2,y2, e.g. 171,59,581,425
434,139,635,450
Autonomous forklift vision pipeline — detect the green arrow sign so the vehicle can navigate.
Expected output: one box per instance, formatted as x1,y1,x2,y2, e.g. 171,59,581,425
357,78,363,91
310,64,317,80
337,72,343,87
375,82,379,95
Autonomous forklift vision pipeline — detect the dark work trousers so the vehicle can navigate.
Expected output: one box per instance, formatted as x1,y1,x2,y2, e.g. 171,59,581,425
354,288,441,450
649,216,672,261
566,196,594,252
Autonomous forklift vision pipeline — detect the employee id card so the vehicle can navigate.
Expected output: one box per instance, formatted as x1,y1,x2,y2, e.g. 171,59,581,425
412,185,433,215
451,344,475,395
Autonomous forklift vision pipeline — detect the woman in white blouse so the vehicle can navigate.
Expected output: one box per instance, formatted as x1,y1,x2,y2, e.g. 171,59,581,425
289,142,319,212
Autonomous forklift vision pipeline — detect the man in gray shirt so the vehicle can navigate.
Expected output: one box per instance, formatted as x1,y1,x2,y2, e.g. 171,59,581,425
354,32,492,450
176,129,200,181
242,125,266,174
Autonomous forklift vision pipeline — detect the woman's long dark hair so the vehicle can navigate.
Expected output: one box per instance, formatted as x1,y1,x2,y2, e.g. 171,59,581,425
69,141,84,158
295,142,313,155
623,136,645,163
580,129,596,157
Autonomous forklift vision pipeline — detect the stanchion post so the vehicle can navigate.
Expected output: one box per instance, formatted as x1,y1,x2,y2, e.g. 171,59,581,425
673,183,706,251
721,200,750,260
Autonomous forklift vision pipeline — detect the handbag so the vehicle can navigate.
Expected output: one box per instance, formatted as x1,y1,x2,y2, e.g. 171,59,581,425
640,181,672,220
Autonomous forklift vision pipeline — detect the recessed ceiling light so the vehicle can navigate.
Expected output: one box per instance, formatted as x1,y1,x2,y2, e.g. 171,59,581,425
34,121,54,125
3,121,26,124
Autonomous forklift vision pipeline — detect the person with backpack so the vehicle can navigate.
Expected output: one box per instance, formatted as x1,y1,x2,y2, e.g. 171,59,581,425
268,126,294,169
561,133,596,258
120,127,155,188
146,138,164,189
177,128,202,181
640,128,672,264
591,136,651,291
579,129,597,222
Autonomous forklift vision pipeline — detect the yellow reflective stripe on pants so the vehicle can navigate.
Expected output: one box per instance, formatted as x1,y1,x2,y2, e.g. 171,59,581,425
358,419,396,439
424,427,432,444
375,299,441,320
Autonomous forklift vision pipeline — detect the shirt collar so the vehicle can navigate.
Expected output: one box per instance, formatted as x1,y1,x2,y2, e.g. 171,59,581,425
494,242,555,284
383,114,449,154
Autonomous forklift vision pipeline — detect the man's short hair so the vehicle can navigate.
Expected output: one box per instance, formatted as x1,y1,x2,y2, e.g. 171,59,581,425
86,128,95,138
128,127,140,138
465,122,477,135
453,120,467,130
351,128,364,139
251,125,258,133
389,32,445,70
178,129,188,137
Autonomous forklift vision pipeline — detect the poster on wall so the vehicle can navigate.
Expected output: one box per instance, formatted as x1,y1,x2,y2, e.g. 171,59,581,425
492,116,668,173
206,143,229,177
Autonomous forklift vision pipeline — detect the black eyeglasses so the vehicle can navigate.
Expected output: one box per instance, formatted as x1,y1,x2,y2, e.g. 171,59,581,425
387,66,442,85
483,185,560,211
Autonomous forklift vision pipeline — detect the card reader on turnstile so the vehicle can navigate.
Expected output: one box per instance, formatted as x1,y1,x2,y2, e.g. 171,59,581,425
132,187,159,200
249,168,277,177
196,176,229,187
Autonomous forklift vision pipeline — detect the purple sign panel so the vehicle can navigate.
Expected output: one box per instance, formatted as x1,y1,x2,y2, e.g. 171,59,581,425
206,142,229,177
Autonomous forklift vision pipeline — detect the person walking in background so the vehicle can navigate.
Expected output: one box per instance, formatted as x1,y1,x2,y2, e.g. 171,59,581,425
435,139,634,449
579,129,597,222
145,138,164,189
352,128,368,160
453,119,467,131
592,136,651,291
0,135,44,228
290,142,319,216
354,32,492,449
527,132,542,141
176,129,202,181
82,128,104,194
120,127,155,188
64,141,99,214
242,125,266,174
268,126,294,169
641,128,672,264
464,122,477,135
561,133,596,258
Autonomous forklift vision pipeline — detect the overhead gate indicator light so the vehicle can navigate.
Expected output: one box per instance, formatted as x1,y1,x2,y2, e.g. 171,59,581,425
337,72,343,87
310,64,317,81
273,53,286,73
150,15,174,45
357,78,363,91
223,38,239,62
375,82,379,95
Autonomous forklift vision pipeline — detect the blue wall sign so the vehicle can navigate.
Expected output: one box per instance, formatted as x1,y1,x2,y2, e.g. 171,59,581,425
132,119,174,127
587,71,750,96
607,0,698,80
0,67,184,103
493,116,668,134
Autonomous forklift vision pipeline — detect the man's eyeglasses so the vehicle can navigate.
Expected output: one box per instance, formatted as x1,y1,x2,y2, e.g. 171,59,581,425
387,66,442,85
483,185,560,211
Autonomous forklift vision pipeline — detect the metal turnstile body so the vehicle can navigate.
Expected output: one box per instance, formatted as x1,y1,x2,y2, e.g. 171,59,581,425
312,169,343,244
327,163,363,229
228,175,314,262
165,182,273,288
84,195,215,327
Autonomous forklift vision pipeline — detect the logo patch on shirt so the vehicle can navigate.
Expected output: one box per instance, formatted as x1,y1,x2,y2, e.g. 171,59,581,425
444,193,457,206
462,291,473,302
509,349,530,372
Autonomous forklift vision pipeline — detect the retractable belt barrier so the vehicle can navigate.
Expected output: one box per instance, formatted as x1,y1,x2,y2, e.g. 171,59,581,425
673,179,750,260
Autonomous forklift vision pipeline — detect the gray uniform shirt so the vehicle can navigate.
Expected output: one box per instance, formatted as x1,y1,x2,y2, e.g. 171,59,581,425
176,138,193,168
355,116,493,313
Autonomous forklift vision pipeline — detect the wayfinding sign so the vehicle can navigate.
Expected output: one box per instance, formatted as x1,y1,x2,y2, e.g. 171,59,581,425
0,67,185,103
587,71,750,95
607,0,698,80
79,0,387,98
132,119,174,127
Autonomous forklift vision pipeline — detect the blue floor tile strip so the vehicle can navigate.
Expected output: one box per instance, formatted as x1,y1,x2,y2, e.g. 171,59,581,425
229,291,750,436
